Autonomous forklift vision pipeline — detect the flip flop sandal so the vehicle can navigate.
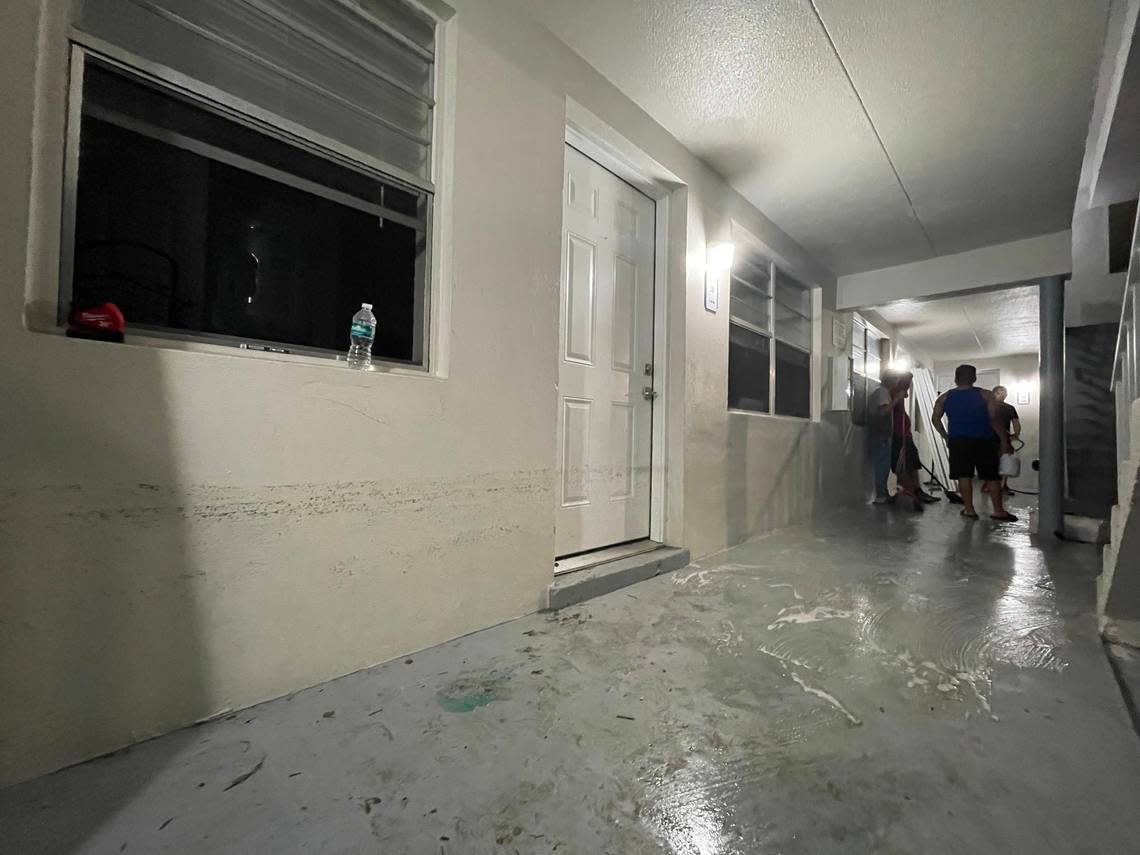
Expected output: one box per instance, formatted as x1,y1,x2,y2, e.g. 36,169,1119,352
960,510,979,519
991,512,1019,522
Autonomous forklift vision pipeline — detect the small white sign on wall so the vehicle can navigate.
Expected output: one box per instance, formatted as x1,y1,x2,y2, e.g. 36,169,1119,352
705,276,719,313
833,316,847,349
704,242,733,314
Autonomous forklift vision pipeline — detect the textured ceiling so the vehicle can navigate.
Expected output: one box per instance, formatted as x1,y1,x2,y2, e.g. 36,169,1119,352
518,0,1109,275
870,285,1040,360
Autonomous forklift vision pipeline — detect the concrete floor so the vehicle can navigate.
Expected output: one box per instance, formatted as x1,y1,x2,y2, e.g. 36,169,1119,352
4,500,1140,854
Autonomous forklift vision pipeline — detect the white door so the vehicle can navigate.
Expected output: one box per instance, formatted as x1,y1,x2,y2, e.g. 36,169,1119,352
556,146,656,557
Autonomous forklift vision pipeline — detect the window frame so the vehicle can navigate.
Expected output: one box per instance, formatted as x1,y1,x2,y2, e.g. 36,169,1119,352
59,17,443,371
851,312,885,381
727,249,815,419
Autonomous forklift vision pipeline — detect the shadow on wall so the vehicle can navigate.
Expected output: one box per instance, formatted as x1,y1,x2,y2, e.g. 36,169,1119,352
689,141,771,186
0,338,207,847
721,410,870,553
723,417,812,549
830,411,869,501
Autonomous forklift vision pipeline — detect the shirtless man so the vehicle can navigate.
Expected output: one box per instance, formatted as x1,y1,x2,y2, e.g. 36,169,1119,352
992,385,1022,496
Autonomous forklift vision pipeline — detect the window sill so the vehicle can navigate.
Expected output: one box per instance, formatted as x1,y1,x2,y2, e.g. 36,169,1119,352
727,408,814,424
24,305,438,380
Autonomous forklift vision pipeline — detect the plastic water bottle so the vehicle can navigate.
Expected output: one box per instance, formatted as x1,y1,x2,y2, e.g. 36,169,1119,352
347,303,376,370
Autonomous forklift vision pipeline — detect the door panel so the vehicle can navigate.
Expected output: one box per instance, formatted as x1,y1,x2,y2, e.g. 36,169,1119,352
560,398,592,506
556,146,655,557
608,401,635,500
612,255,637,372
564,235,597,364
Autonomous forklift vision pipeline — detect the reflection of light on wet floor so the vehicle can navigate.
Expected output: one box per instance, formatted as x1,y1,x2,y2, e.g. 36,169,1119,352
748,528,1066,714
642,513,1074,851
986,544,1065,671
642,755,755,855
854,570,1065,711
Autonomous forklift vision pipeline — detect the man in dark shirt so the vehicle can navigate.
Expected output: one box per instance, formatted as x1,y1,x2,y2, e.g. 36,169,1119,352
869,372,894,504
992,386,1021,496
887,372,939,510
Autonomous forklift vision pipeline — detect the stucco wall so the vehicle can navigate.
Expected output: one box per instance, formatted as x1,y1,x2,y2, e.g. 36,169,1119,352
683,297,867,560
836,231,1073,311
0,0,851,786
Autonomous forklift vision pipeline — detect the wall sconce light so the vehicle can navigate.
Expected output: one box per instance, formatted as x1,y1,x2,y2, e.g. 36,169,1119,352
705,241,734,313
1012,380,1034,405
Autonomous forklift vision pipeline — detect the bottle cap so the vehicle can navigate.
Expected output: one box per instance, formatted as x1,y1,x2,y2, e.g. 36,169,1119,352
361,303,373,310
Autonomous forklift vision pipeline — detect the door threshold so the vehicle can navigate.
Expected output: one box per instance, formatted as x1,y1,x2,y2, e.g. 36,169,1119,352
547,545,690,609
554,539,659,576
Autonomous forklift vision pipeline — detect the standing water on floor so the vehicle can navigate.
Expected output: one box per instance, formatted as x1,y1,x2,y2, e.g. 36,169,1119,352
2,501,1139,855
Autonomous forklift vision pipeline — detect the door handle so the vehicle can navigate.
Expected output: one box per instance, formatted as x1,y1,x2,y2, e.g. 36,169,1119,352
642,386,658,400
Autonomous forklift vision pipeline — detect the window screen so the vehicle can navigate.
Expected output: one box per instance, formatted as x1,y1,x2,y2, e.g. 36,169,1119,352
852,315,867,377
1109,199,1138,274
727,243,813,417
66,57,428,363
728,323,771,413
774,272,812,352
775,340,811,418
74,0,437,184
865,329,883,381
728,248,773,414
64,0,436,364
852,313,882,381
771,267,812,417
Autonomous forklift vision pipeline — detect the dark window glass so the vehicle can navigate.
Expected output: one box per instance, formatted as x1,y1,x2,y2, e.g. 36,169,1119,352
1109,199,1138,274
68,61,428,364
850,373,868,427
727,244,814,418
728,322,770,413
774,341,811,418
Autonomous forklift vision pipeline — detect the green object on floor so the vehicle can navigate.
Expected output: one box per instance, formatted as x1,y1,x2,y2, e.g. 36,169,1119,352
437,691,497,713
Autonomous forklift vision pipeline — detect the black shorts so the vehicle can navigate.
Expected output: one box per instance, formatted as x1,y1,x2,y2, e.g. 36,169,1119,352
891,436,921,472
948,435,1000,480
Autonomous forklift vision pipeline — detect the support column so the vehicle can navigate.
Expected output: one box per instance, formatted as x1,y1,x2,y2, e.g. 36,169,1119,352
1038,275,1066,537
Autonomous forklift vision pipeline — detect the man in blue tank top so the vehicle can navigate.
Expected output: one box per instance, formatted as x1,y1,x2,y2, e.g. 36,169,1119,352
931,364,1016,522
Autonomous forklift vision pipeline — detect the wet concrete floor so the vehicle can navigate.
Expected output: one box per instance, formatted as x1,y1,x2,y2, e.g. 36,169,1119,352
4,500,1140,854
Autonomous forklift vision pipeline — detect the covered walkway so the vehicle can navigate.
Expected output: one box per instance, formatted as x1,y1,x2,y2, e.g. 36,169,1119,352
3,500,1139,854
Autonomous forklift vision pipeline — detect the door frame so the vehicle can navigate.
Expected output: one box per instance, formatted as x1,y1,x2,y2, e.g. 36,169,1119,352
562,101,683,549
